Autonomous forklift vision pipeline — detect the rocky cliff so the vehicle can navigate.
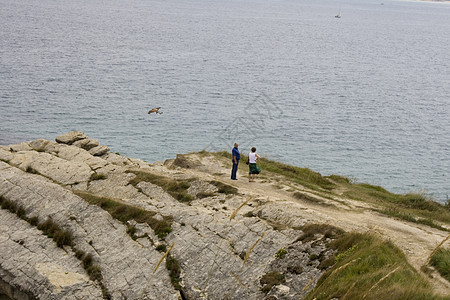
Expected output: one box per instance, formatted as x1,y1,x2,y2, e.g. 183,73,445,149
0,132,448,300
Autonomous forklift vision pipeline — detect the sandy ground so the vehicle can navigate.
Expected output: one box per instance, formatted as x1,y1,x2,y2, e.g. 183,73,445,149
172,153,450,296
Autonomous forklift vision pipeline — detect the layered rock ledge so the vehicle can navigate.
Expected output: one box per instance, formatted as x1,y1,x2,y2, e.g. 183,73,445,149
0,132,448,299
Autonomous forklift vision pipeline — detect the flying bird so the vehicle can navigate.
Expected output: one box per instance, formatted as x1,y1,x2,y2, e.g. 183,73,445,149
148,107,163,115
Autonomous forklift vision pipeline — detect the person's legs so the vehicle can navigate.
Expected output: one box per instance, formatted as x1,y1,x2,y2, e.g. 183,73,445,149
231,162,238,179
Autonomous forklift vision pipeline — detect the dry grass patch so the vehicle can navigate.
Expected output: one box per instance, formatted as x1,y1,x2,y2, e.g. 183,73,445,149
75,191,173,239
260,271,286,294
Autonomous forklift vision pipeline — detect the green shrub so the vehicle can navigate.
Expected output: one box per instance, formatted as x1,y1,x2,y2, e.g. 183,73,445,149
275,248,287,259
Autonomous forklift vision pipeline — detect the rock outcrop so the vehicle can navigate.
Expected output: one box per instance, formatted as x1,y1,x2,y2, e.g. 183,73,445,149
0,132,330,299
2,132,447,299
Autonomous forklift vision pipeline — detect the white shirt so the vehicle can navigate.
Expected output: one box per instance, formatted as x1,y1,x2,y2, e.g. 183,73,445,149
248,152,257,163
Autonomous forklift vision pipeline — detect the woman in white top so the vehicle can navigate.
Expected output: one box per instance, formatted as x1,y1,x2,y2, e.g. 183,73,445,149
248,147,261,182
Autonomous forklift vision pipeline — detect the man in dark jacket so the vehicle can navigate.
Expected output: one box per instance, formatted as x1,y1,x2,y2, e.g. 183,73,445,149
231,143,240,180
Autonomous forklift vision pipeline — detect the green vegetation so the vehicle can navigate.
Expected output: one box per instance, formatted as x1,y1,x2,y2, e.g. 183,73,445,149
275,247,287,259
430,248,450,282
209,151,450,229
0,196,73,248
260,271,286,294
75,249,109,299
343,184,450,229
306,231,444,300
75,191,173,239
127,170,194,203
166,254,182,291
37,218,74,248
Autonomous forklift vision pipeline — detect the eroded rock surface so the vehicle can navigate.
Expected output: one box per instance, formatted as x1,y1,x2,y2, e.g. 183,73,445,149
2,132,446,299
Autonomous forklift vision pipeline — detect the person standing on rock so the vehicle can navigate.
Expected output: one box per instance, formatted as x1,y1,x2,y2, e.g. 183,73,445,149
248,147,261,182
231,143,240,180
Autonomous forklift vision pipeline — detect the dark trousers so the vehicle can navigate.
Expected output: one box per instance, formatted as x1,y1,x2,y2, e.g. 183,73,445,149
231,162,239,179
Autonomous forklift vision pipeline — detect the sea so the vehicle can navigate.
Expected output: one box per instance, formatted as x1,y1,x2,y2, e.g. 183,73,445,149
0,0,449,203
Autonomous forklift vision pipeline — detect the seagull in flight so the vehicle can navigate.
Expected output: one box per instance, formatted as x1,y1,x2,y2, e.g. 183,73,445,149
148,107,163,115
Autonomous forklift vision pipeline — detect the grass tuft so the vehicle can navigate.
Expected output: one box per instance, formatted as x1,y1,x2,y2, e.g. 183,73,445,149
90,173,107,181
37,218,74,247
260,271,285,294
430,248,450,282
275,247,287,259
166,254,182,291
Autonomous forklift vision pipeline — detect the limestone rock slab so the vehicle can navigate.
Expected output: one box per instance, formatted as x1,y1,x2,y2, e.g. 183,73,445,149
72,138,99,150
55,131,87,145
89,145,110,156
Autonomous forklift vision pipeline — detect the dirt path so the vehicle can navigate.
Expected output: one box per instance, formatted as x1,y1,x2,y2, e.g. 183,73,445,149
174,153,450,296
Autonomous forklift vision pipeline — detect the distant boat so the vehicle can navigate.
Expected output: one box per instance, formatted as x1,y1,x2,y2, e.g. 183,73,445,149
335,11,341,18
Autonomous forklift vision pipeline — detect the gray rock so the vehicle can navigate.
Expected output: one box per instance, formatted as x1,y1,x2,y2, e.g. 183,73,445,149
187,180,218,197
0,162,180,300
0,209,102,299
0,148,14,163
72,138,99,151
89,145,110,156
55,131,87,145
28,138,50,152
9,142,32,152
0,133,337,300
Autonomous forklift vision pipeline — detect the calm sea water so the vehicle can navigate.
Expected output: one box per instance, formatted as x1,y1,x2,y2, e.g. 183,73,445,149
1,0,449,202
